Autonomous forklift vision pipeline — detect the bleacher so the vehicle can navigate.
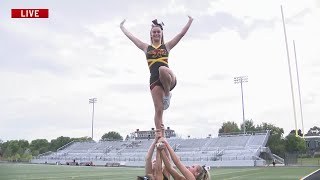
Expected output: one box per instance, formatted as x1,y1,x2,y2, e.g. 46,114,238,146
32,130,282,167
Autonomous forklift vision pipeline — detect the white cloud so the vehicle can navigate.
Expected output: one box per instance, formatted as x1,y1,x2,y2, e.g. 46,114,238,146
0,0,319,141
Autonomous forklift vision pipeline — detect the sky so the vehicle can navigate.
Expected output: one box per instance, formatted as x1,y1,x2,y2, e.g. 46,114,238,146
0,0,319,142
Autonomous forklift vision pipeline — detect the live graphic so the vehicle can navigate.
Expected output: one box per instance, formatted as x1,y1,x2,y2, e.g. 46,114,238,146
11,9,49,18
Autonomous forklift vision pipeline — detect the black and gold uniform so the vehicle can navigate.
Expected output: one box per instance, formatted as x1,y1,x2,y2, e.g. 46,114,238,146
146,44,176,90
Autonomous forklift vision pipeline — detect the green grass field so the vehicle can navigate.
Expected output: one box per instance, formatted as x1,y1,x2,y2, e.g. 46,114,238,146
297,157,320,166
0,163,318,180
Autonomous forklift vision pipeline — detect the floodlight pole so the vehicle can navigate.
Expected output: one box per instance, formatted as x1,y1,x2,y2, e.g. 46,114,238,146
293,40,305,138
281,5,298,137
89,98,97,140
234,76,248,135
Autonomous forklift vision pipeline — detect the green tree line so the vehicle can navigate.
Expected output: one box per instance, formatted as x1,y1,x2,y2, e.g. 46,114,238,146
0,122,307,162
0,131,123,162
219,120,306,157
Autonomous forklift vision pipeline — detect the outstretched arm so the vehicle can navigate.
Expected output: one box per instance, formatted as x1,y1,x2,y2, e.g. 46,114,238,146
154,147,163,180
165,16,193,52
120,19,148,53
159,137,195,180
145,138,157,175
160,147,183,180
159,124,174,179
162,146,173,180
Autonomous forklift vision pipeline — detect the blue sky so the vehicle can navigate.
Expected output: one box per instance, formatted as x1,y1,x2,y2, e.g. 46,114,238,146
0,0,319,141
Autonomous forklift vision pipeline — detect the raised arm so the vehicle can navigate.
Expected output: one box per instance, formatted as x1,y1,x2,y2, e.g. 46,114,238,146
145,138,157,175
162,146,173,180
161,125,173,180
159,137,195,180
160,147,183,180
154,146,163,180
165,16,193,52
120,19,148,53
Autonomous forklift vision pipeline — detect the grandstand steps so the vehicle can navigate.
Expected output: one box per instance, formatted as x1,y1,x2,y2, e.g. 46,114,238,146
32,131,285,167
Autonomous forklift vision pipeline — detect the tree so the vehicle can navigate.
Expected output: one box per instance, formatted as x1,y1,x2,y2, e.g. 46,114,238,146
256,122,285,157
13,153,21,162
50,136,72,151
0,139,3,158
285,133,306,153
71,136,92,142
289,129,303,137
101,131,123,141
256,123,284,136
7,141,20,155
218,121,240,134
4,140,29,156
3,146,13,158
0,140,29,161
240,119,256,132
30,139,50,156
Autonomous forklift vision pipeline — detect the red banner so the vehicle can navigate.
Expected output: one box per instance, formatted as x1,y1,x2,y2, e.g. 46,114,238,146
11,9,49,18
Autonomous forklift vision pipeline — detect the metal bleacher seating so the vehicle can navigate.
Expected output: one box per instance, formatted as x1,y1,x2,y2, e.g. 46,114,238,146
33,131,274,167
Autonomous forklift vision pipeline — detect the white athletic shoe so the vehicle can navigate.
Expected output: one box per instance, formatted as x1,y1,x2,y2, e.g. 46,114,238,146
163,93,172,110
